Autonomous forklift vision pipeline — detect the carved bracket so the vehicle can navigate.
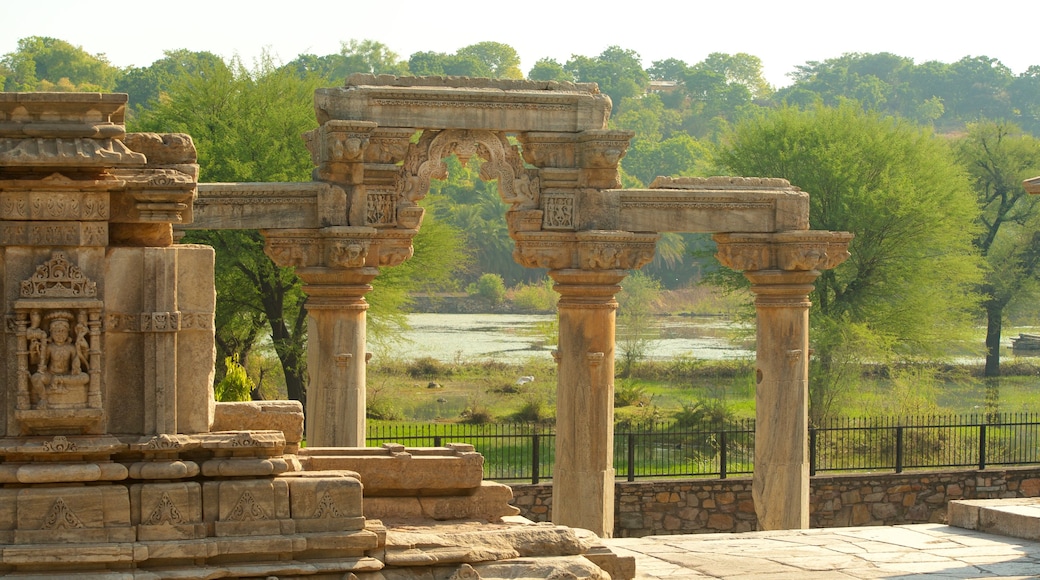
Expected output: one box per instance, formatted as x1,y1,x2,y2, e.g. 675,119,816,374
713,231,853,272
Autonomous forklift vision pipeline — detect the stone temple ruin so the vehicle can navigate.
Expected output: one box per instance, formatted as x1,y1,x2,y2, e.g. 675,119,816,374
0,79,850,578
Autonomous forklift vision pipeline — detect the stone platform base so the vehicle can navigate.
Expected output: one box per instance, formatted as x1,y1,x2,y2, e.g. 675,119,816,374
948,497,1040,541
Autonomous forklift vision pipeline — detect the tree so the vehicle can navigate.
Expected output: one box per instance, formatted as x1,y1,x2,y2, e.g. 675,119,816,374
1,36,119,91
715,103,983,422
954,122,1040,376
617,271,662,377
135,52,466,405
116,49,228,115
456,42,522,79
565,46,649,111
287,39,408,83
527,58,572,82
135,54,324,402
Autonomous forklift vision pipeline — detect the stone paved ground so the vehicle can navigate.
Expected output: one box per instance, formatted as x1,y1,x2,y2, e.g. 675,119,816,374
604,523,1040,579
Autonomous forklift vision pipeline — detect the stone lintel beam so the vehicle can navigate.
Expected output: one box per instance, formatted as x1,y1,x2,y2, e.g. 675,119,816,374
315,75,611,133
187,182,329,230
1025,175,1040,195
618,177,810,234
713,230,851,532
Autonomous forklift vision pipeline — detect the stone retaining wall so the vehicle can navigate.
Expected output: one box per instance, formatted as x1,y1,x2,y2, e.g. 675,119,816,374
509,467,1040,537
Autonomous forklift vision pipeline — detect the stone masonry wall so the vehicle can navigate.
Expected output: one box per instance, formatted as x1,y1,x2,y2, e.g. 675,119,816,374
509,467,1040,537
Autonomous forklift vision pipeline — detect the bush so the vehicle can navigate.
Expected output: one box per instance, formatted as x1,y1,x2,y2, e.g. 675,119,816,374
468,273,506,306
510,278,558,312
215,355,254,402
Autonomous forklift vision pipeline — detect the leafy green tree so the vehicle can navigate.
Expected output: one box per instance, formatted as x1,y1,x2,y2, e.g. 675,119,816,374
424,155,534,285
116,49,228,115
135,54,324,402
136,52,466,405
716,103,984,422
565,46,649,111
621,132,711,186
1,36,119,91
954,122,1040,376
456,42,522,79
617,271,662,377
527,58,572,82
287,39,408,83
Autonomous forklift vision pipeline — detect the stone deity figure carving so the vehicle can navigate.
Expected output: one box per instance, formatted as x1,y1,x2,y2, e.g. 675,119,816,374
29,312,90,408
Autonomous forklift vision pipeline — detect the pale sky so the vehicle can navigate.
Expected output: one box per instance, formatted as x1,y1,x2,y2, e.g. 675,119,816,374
2,0,1038,89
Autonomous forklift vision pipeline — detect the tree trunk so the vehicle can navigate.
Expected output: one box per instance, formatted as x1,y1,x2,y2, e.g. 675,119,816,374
984,305,1003,377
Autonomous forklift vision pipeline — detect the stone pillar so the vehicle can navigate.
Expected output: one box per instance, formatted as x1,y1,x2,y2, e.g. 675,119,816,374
549,268,625,538
714,231,852,530
298,273,375,447
263,227,379,447
746,269,818,530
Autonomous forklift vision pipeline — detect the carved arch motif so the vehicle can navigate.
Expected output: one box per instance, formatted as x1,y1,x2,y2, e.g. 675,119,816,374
394,130,539,210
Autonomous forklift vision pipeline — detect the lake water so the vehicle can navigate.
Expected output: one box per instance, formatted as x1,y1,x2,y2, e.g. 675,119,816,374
370,313,754,363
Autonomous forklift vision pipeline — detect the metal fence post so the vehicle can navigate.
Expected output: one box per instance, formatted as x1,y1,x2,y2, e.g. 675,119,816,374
532,433,540,484
895,426,904,473
627,433,636,482
809,428,817,476
434,435,442,447
719,430,728,479
979,424,987,470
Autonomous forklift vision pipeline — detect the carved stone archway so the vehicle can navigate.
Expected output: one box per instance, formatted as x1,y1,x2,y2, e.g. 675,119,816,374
188,75,851,537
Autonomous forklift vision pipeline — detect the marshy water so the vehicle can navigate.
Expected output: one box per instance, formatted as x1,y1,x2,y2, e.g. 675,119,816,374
372,313,754,363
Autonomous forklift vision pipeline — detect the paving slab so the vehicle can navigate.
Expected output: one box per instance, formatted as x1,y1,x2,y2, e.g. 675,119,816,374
604,524,1040,579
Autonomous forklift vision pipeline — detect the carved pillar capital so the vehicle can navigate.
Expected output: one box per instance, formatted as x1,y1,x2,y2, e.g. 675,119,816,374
577,130,633,189
713,231,853,273
513,230,658,271
304,120,379,184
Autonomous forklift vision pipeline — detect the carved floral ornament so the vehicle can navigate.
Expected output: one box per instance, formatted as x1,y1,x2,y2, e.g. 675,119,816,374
713,231,853,273
395,129,539,210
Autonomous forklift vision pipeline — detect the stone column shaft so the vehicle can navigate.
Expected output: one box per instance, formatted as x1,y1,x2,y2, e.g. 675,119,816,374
747,270,817,530
549,269,625,538
303,282,372,448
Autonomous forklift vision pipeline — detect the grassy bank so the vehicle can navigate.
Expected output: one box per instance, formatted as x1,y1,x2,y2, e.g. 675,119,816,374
366,353,1040,427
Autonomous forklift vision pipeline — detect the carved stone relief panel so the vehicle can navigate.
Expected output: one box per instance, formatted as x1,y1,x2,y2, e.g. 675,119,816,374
11,252,104,434
541,192,575,231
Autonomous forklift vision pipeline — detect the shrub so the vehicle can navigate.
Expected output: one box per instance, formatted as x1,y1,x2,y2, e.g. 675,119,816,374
510,278,558,312
215,355,253,402
469,273,506,306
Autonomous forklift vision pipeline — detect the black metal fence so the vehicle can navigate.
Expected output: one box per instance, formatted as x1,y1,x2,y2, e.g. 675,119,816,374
366,413,1040,484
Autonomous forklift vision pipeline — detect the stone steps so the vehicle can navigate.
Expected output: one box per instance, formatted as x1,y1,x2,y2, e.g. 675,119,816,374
948,498,1040,541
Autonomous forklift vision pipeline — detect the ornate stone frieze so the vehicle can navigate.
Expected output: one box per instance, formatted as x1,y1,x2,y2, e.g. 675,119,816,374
366,128,414,165
577,130,632,169
512,231,577,270
110,169,197,224
373,228,418,267
262,226,379,270
576,230,659,271
366,189,397,226
0,221,108,246
20,252,96,298
518,132,578,168
1,176,111,221
713,231,853,272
